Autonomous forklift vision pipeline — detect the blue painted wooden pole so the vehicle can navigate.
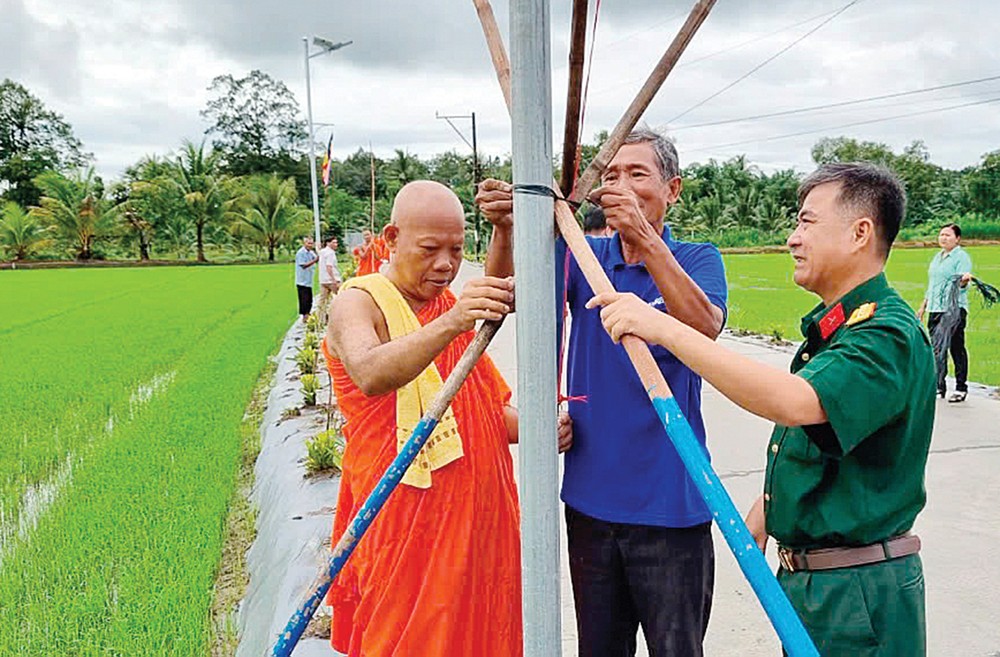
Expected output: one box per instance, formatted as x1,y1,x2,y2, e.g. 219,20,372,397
650,396,818,654
269,320,503,657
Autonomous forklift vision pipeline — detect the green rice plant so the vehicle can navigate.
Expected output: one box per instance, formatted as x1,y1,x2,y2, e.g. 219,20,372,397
300,373,320,406
295,347,317,375
304,429,345,475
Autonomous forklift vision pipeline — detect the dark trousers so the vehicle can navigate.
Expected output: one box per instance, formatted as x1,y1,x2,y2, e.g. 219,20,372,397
566,505,714,657
296,284,313,317
928,309,968,392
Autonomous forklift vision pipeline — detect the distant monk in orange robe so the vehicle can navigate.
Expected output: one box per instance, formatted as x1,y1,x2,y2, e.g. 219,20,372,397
352,227,390,276
323,180,571,656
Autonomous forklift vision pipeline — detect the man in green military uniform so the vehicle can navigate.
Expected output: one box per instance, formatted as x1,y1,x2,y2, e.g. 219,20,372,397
586,162,935,655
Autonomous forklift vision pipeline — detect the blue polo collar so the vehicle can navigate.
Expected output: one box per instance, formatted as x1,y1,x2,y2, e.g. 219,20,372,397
607,224,675,270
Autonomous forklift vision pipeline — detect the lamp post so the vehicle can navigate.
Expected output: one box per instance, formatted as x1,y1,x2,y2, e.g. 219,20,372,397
435,111,481,257
304,36,352,247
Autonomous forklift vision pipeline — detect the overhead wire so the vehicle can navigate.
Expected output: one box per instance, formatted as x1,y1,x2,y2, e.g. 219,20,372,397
676,5,846,69
588,3,847,100
688,96,1000,153
668,0,864,123
672,74,1000,131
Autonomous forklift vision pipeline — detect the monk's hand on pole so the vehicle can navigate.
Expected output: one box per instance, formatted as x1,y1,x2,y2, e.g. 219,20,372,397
444,277,515,332
475,179,514,228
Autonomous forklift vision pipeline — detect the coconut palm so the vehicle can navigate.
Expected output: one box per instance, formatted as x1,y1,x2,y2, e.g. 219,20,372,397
229,174,310,261
167,140,230,262
160,213,195,259
30,167,114,259
0,200,52,260
112,155,181,260
385,149,428,195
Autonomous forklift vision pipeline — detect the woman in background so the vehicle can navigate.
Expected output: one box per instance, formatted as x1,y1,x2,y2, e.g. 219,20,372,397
917,223,973,402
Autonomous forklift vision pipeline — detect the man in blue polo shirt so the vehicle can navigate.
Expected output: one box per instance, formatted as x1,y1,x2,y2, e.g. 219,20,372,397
295,236,319,323
476,127,727,657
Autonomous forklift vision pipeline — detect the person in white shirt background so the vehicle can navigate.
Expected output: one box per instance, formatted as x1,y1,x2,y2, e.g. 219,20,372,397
318,235,343,325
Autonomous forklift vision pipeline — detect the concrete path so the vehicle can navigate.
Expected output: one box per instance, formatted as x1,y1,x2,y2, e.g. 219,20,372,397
242,262,1000,656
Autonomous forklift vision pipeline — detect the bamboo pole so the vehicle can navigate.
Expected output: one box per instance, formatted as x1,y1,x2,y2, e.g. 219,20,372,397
472,0,512,111
559,0,588,197
473,2,820,655
369,143,376,231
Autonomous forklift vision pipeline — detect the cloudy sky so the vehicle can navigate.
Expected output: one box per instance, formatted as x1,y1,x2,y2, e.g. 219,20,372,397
4,0,1000,181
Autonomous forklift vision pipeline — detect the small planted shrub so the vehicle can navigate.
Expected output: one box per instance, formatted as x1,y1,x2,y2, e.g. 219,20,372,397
305,429,346,475
301,331,320,351
305,313,320,333
301,373,320,406
296,347,317,375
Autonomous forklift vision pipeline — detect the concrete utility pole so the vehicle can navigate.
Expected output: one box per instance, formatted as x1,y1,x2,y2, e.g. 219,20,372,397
303,36,352,247
435,111,482,257
510,0,560,655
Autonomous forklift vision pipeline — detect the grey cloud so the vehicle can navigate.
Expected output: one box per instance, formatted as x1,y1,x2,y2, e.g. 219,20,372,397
0,0,83,97
171,0,511,75
12,0,1000,181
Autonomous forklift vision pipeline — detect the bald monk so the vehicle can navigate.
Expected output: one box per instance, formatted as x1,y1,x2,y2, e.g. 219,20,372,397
352,227,390,276
323,181,571,656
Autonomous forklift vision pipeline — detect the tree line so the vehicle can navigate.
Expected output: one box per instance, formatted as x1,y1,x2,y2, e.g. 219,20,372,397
2,74,999,262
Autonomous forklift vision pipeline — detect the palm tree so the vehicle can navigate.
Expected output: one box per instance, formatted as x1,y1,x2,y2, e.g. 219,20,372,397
113,155,180,261
693,192,734,234
753,195,793,233
385,149,427,194
30,168,114,259
0,200,52,260
229,175,310,261
161,213,195,259
168,141,229,262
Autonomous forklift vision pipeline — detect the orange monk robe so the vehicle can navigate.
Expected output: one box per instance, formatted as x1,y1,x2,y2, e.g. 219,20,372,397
355,236,390,277
322,289,522,657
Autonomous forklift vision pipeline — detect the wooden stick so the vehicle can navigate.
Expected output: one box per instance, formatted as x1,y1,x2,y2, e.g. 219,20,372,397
570,0,716,204
369,144,376,231
472,0,512,111
559,0,589,197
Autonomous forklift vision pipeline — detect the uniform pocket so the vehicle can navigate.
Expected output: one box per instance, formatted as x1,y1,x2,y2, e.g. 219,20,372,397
783,569,880,654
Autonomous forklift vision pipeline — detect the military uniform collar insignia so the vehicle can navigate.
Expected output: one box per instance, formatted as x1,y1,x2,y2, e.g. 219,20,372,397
818,303,846,340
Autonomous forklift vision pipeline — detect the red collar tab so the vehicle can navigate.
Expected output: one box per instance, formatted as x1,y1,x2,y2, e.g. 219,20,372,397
818,303,845,340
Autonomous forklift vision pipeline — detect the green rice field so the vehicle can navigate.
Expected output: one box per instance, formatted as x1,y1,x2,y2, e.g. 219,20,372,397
0,265,292,654
724,245,1000,387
